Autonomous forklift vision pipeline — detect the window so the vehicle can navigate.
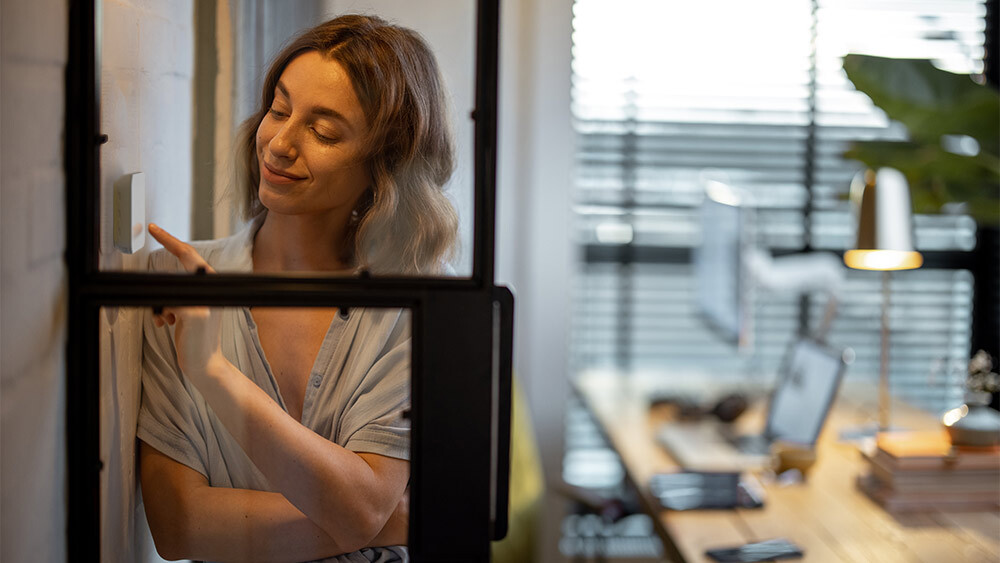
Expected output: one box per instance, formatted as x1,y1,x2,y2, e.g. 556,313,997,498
569,0,985,413
561,5,988,555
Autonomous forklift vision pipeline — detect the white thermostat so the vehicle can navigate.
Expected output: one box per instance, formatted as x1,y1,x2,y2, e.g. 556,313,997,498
113,172,145,254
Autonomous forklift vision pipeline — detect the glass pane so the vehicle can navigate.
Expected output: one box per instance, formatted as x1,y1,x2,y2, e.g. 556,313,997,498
100,305,411,561
99,1,476,277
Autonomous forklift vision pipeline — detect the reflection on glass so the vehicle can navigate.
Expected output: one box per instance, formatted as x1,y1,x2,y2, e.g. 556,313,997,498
102,303,411,561
99,3,475,277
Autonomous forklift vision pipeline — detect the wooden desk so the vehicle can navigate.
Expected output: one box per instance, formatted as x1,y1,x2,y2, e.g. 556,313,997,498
574,372,1000,563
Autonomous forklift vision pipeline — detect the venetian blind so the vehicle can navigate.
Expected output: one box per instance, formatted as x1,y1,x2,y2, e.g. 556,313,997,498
569,0,985,413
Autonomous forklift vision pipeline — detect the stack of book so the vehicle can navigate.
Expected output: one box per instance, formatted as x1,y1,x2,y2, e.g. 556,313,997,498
856,430,1000,513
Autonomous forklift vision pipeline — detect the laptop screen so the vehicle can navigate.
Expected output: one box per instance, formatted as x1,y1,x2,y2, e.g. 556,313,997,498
765,339,846,445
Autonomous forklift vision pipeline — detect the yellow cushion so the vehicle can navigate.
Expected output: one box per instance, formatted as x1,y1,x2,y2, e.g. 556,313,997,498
491,376,545,563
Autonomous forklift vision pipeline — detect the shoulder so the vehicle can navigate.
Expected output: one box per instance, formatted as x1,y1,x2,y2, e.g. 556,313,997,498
352,308,410,357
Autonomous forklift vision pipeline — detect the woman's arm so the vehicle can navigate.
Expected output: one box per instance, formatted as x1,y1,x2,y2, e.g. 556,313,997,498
145,224,410,552
194,353,409,551
140,441,408,562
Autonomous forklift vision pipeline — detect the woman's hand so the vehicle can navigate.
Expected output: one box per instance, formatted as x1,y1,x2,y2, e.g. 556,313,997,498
148,223,223,382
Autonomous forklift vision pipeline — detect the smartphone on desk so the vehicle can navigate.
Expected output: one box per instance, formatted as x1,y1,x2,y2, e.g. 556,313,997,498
705,538,804,562
649,471,764,511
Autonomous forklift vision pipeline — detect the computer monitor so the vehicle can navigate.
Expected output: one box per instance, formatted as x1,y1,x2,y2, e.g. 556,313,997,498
693,179,753,349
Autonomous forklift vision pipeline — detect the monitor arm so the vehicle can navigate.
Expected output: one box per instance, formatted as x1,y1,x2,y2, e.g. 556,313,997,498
746,249,845,344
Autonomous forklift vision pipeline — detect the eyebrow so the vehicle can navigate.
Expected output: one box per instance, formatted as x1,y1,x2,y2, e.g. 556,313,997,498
275,81,356,134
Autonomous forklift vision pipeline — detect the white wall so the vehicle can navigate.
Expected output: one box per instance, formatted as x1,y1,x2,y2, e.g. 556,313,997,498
0,0,69,561
495,0,575,560
99,1,194,561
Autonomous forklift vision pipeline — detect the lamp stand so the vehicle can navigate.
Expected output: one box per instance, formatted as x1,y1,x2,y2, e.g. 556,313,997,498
879,270,891,433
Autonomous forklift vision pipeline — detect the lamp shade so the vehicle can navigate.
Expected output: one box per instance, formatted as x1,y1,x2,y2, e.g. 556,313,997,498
844,168,923,271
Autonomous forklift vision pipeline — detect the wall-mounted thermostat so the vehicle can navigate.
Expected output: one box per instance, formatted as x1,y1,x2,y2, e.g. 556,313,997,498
113,172,145,254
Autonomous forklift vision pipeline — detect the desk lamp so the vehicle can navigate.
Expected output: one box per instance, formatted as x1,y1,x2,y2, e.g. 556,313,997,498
844,168,923,432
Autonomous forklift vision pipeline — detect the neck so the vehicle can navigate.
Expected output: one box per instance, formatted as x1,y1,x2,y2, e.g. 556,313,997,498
252,211,353,273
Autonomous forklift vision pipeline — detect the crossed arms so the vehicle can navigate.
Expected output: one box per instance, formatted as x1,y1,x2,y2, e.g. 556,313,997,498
139,225,409,562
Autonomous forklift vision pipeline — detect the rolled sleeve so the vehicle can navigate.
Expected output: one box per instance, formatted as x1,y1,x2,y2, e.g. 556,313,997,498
341,320,411,460
136,306,211,477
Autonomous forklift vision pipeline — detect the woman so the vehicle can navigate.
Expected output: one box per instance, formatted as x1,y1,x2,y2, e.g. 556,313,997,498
137,15,458,562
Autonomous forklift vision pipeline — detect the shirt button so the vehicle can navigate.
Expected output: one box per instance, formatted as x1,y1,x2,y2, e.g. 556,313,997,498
311,376,321,388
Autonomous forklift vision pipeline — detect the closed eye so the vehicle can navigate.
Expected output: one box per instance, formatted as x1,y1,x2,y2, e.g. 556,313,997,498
311,128,339,144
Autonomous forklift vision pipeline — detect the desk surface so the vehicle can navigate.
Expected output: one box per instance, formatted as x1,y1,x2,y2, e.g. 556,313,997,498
574,372,1000,563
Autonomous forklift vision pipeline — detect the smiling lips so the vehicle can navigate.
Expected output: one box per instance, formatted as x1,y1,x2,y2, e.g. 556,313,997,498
261,161,306,185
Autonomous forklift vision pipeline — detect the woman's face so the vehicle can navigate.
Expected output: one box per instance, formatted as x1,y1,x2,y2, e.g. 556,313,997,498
255,51,370,220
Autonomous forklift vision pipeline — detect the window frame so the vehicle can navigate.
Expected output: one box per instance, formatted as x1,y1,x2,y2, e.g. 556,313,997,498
64,1,511,561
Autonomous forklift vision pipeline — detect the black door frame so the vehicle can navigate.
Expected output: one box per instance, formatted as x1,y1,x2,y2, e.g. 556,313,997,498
64,1,511,560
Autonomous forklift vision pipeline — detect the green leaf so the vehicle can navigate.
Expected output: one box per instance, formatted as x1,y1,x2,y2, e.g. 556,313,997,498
842,55,1000,156
841,55,1000,225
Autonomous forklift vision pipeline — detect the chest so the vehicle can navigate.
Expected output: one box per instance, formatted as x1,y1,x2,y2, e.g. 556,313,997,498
250,307,338,421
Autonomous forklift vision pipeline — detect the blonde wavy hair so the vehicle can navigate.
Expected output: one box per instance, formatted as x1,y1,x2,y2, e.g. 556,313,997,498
234,14,458,275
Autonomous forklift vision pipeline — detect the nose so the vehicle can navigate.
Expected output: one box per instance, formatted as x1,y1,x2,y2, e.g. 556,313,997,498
267,120,298,161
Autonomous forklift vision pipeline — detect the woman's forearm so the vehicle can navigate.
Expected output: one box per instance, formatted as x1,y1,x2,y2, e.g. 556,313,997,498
157,486,408,562
190,353,407,551
176,485,342,562
140,443,407,562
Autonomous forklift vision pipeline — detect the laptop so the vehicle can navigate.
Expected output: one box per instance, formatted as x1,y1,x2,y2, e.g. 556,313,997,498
657,338,847,472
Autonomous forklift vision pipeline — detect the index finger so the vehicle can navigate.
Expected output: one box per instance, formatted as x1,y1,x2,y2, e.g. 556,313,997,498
148,223,215,273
